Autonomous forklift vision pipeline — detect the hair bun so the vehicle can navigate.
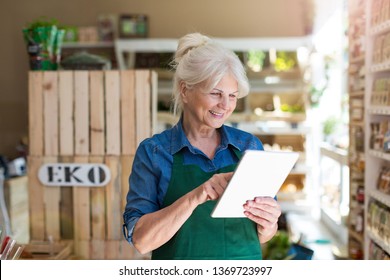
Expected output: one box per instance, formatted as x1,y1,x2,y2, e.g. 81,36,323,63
174,33,211,64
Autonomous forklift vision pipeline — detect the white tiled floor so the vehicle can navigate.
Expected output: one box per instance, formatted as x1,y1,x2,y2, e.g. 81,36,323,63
285,212,348,260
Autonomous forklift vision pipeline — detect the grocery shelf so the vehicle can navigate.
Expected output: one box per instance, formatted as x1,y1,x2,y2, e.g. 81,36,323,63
369,189,390,208
367,229,390,256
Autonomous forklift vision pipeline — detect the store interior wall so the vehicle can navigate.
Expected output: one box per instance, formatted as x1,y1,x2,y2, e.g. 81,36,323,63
0,0,314,159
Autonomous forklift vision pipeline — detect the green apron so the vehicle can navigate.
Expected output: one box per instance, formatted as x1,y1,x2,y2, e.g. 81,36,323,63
151,148,262,260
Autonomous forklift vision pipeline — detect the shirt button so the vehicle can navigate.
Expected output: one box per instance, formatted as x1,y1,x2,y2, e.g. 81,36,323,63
208,162,216,171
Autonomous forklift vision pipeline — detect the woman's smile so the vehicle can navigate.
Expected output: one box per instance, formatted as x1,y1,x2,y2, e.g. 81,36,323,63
209,110,224,118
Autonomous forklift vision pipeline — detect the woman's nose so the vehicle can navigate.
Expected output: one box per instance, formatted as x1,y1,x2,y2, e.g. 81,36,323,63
218,94,229,109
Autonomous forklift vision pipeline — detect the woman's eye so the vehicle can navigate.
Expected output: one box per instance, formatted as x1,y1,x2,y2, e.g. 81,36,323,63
210,92,221,97
229,94,237,99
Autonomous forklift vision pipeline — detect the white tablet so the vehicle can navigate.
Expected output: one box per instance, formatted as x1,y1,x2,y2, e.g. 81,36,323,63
211,150,299,218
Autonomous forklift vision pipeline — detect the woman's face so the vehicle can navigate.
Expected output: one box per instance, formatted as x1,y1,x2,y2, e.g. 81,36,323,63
182,73,238,129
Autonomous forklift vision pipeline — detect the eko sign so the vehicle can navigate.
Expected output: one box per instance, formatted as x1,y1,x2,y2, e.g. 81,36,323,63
38,163,111,187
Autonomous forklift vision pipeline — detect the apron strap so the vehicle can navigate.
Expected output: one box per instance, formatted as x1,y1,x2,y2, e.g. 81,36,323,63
232,147,242,161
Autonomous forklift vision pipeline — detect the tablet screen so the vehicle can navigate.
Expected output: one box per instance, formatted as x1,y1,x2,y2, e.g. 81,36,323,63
211,150,299,218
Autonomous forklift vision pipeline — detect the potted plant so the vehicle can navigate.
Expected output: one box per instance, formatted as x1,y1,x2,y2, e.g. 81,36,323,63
23,17,65,70
322,116,339,142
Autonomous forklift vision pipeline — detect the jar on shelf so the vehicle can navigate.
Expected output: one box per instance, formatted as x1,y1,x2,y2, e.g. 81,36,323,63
355,204,364,233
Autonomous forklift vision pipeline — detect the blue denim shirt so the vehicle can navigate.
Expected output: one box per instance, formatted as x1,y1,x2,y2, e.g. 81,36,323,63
122,120,264,244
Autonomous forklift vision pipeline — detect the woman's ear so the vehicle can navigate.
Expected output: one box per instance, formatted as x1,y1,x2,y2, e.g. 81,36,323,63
180,82,189,103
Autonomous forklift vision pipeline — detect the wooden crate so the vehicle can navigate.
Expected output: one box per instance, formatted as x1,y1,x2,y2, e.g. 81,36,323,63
20,240,74,260
4,176,30,244
27,70,157,259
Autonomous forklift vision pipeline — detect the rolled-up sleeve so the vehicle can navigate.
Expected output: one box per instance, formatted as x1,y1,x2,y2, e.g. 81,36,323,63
123,140,161,245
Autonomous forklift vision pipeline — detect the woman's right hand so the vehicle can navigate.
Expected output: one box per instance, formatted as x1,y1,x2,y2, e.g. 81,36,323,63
132,172,233,254
193,172,233,205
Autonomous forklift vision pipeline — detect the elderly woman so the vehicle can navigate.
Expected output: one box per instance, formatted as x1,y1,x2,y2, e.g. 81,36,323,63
123,32,281,260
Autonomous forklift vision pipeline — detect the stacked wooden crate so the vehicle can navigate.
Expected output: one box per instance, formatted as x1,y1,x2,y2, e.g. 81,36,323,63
4,176,30,244
27,70,157,259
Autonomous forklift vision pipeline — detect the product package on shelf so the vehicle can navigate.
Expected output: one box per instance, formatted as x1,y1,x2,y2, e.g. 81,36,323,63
367,200,390,245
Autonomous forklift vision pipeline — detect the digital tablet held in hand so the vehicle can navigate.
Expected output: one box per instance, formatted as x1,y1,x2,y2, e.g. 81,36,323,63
211,150,299,218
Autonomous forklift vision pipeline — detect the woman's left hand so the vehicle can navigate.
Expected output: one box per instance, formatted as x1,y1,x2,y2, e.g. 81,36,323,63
243,197,281,243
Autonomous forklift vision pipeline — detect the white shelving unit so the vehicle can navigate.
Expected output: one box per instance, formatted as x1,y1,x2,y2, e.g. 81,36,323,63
63,42,114,48
363,0,390,259
114,37,312,69
319,142,349,246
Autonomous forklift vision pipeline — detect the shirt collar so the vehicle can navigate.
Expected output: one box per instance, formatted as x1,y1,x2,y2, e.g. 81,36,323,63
220,124,241,152
170,119,191,155
170,118,241,155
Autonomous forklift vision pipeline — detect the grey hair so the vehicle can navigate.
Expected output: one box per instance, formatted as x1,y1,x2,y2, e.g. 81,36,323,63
170,33,249,116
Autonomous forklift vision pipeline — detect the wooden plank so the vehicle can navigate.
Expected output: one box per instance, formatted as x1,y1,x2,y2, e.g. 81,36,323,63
89,156,106,240
105,71,121,155
119,239,135,260
43,71,59,156
53,242,74,260
77,240,90,260
28,72,44,156
59,156,74,239
120,70,136,155
105,240,120,260
59,71,74,156
90,240,105,260
22,240,73,260
42,72,60,240
74,71,90,155
28,156,45,241
90,71,105,155
120,156,133,215
135,70,151,145
72,156,90,258
43,156,61,241
105,156,121,240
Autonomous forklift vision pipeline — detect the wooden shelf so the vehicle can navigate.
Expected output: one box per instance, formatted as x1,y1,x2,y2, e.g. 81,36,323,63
350,55,365,64
349,120,365,127
349,229,364,244
349,91,365,97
